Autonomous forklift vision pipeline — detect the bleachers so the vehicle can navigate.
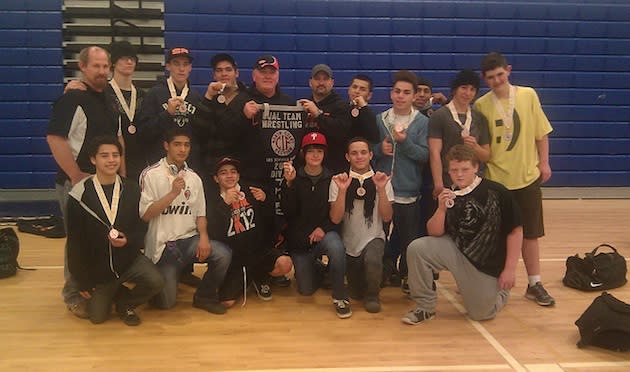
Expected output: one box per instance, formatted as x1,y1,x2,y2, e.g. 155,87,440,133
1,0,629,188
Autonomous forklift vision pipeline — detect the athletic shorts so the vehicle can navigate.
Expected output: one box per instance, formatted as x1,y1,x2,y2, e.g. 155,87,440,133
510,177,544,239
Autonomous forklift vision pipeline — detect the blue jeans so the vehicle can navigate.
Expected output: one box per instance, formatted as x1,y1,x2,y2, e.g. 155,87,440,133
152,235,231,309
57,180,83,305
290,231,348,300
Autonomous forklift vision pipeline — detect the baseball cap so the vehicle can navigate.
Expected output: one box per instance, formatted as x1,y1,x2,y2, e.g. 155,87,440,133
109,41,138,64
215,157,240,174
210,53,237,69
301,132,328,149
311,64,333,78
253,55,279,70
166,47,193,63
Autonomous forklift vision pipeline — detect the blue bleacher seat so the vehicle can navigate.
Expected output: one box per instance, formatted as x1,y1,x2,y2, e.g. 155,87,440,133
28,67,63,84
295,2,329,17
328,36,360,52
391,19,423,35
263,35,296,52
229,0,263,15
296,18,328,34
577,5,607,21
422,2,456,18
423,19,455,36
329,1,362,17
360,18,391,35
165,0,196,13
391,36,421,53
360,2,392,18
484,37,516,54
0,30,28,47
325,53,360,70
422,36,454,53
295,35,328,52
329,18,359,35
453,37,485,53
263,16,297,34
576,22,607,38
263,0,296,16
455,20,485,36
229,15,264,33
165,15,197,32
28,30,61,47
360,36,390,53
28,11,62,29
390,54,422,70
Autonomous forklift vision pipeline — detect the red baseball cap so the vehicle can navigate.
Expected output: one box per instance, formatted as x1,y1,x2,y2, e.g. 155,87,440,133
301,132,327,149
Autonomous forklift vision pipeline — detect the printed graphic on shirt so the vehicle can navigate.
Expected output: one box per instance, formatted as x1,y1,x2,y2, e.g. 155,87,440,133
161,100,197,127
494,111,521,151
447,189,502,264
227,192,256,237
162,186,193,216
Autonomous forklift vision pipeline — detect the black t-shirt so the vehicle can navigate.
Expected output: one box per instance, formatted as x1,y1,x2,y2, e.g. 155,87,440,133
47,86,119,185
445,178,522,277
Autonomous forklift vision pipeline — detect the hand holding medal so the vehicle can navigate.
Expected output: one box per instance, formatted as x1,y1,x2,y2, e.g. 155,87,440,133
108,229,127,247
392,123,407,142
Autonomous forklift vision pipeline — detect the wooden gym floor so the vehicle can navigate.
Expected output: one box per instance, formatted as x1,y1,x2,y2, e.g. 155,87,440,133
1,199,629,372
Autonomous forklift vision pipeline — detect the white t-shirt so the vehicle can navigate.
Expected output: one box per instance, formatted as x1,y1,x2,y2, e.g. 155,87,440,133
139,158,205,263
329,178,394,257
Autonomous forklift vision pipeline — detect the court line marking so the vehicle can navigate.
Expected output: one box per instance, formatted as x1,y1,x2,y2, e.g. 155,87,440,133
437,284,527,372
230,365,511,372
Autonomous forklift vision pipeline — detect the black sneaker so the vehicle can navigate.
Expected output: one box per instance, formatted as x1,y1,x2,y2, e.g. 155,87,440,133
525,282,556,306
193,296,227,314
118,308,141,326
270,275,291,287
333,299,352,319
401,308,435,325
252,281,273,301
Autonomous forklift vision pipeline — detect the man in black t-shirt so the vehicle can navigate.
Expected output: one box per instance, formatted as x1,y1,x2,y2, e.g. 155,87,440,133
47,46,122,318
402,145,523,324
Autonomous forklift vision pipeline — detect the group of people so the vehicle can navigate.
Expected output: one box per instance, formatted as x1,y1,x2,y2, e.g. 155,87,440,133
46,41,554,326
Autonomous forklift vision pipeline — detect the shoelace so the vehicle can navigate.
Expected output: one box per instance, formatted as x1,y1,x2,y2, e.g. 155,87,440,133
334,299,349,309
260,284,271,294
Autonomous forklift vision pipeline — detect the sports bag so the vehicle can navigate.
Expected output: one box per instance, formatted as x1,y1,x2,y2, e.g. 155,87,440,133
575,292,630,351
0,227,20,278
563,244,627,291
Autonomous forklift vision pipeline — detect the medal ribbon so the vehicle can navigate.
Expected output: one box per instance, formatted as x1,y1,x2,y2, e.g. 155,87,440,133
109,79,137,123
167,76,189,101
349,169,374,187
452,176,482,196
446,101,472,133
491,85,516,130
93,174,121,228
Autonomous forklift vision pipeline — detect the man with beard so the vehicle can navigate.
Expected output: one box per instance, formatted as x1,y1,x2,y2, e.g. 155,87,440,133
47,46,124,318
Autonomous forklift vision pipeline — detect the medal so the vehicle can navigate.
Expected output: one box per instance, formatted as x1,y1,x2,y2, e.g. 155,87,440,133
447,176,482,208
445,197,455,208
217,83,227,104
351,107,359,117
93,175,121,239
356,187,366,196
492,85,516,133
447,101,472,138
109,79,137,131
503,131,513,142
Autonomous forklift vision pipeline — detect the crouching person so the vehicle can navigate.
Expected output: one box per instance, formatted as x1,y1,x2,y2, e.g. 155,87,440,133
209,157,293,306
402,145,523,324
281,133,351,318
139,128,231,314
67,136,164,326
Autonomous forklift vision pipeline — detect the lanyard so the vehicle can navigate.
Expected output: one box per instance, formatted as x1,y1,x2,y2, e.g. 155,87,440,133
109,79,137,123
167,76,189,101
491,85,516,130
452,176,482,196
446,101,472,134
92,174,121,228
349,169,374,186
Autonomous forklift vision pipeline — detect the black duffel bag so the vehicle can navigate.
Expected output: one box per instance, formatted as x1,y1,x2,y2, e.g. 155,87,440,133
575,292,630,351
563,244,627,291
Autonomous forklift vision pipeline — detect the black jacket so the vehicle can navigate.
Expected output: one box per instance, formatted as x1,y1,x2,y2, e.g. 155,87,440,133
309,91,352,173
136,77,202,167
349,105,380,145
206,182,274,261
67,176,147,291
194,81,250,180
280,167,338,252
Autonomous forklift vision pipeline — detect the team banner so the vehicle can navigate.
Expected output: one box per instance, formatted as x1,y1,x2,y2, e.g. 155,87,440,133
256,103,315,215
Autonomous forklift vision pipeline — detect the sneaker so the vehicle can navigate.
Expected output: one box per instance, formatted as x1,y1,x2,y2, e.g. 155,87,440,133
401,308,435,325
333,299,352,319
270,275,291,288
252,281,273,301
525,282,556,306
179,272,201,288
364,297,381,313
193,296,227,314
401,277,410,295
118,308,141,326
67,301,88,319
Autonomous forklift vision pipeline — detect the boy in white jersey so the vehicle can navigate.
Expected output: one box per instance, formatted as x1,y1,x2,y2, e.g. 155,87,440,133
473,52,555,306
139,128,231,314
